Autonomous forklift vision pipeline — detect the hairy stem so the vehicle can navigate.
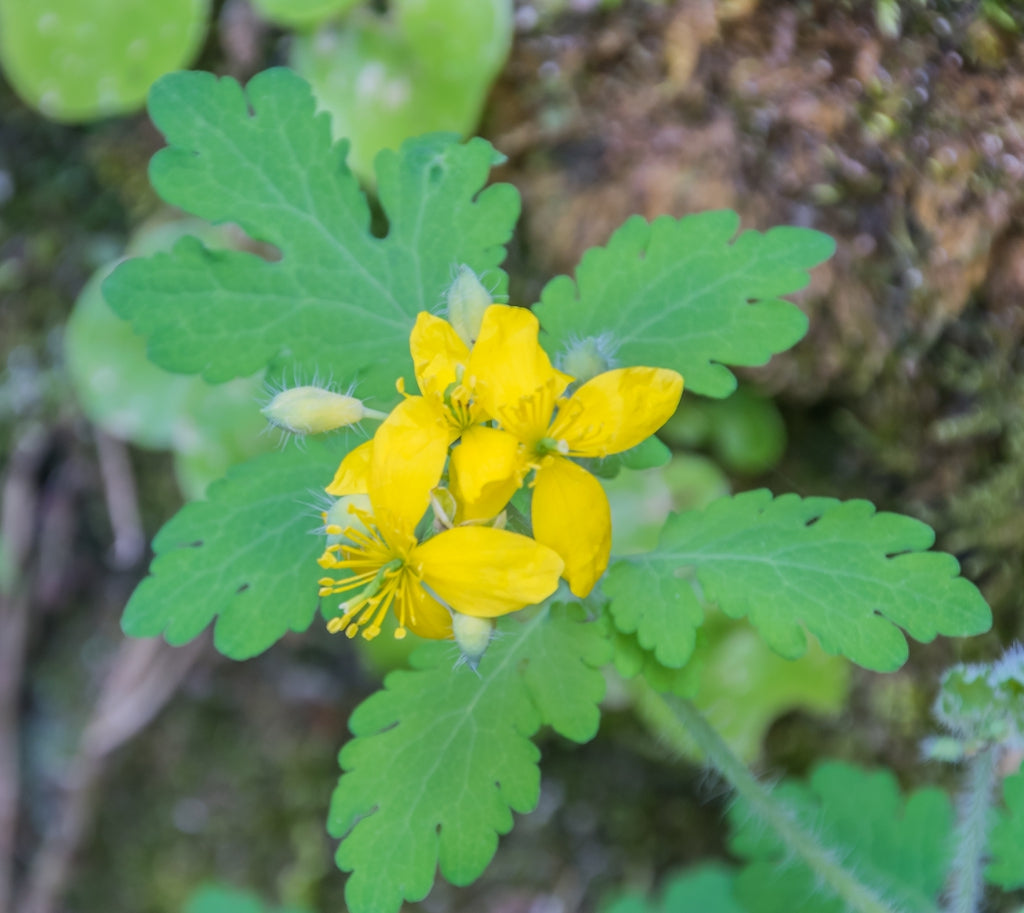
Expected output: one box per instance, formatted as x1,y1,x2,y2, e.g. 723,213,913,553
943,745,999,913
632,684,899,913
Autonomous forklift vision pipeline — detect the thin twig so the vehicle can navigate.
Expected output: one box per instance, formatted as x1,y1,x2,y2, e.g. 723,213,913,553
94,431,145,569
0,426,49,913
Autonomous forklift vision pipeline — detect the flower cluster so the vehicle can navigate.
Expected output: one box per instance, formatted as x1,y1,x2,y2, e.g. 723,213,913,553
265,268,684,662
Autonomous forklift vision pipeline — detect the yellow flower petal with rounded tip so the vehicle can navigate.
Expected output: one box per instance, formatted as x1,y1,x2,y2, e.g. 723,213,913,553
369,395,451,539
415,525,564,618
547,367,684,457
532,457,611,598
325,440,374,496
449,425,526,522
409,311,470,401
468,305,572,439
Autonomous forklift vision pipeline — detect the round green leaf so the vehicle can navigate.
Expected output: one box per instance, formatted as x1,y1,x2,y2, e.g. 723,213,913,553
291,18,491,181
393,0,512,82
65,218,259,455
66,266,194,448
250,0,360,30
0,0,209,122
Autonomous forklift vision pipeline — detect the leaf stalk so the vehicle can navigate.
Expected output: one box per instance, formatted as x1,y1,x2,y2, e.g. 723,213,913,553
631,683,903,913
942,745,1000,913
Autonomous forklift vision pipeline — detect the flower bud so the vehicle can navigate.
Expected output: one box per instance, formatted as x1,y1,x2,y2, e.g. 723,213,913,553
452,611,495,671
560,335,615,384
262,385,368,435
446,265,492,347
323,494,372,545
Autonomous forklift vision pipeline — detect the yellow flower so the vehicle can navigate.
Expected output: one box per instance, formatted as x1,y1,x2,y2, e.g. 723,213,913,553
317,397,564,641
324,310,486,501
461,305,684,598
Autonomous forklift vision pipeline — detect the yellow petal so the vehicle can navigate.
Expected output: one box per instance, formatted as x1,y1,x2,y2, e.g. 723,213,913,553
467,305,572,439
410,311,470,401
548,367,683,457
401,579,454,640
449,425,526,522
370,396,451,538
325,440,374,495
415,526,564,618
532,457,611,598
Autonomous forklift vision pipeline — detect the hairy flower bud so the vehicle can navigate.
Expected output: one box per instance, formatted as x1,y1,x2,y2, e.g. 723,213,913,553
451,611,495,671
262,385,381,435
559,334,616,384
446,265,492,347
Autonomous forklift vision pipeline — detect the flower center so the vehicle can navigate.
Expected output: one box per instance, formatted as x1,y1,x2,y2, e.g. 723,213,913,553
545,395,608,456
442,380,476,433
317,508,425,640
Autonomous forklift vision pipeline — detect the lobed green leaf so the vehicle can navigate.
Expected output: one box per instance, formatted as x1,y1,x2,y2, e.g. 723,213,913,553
185,883,312,913
934,644,1024,745
328,603,610,913
729,762,954,913
534,211,834,398
122,437,353,658
986,760,1024,889
103,68,519,402
602,865,746,913
605,490,991,672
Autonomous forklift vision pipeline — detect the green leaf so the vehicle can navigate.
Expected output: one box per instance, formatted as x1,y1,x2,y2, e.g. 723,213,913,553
609,613,849,760
605,490,991,672
602,864,746,913
171,375,271,500
122,437,353,658
185,883,312,913
103,68,519,401
534,212,833,398
677,614,850,762
0,0,208,122
729,762,954,913
329,603,610,913
661,386,787,476
292,2,511,181
250,0,359,30
394,0,512,83
987,760,1024,889
292,20,489,183
609,626,695,697
621,435,672,471
66,217,269,484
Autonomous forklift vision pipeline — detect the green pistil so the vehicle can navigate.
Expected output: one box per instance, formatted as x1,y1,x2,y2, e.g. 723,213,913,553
536,436,568,456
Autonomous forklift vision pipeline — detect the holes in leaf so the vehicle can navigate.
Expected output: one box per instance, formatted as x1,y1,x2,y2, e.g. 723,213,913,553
236,582,250,594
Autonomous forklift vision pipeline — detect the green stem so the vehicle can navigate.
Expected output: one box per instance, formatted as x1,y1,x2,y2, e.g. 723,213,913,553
631,684,899,913
943,745,1000,913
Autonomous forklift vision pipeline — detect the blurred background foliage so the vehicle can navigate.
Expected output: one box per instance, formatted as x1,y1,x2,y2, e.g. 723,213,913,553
2,0,1024,911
